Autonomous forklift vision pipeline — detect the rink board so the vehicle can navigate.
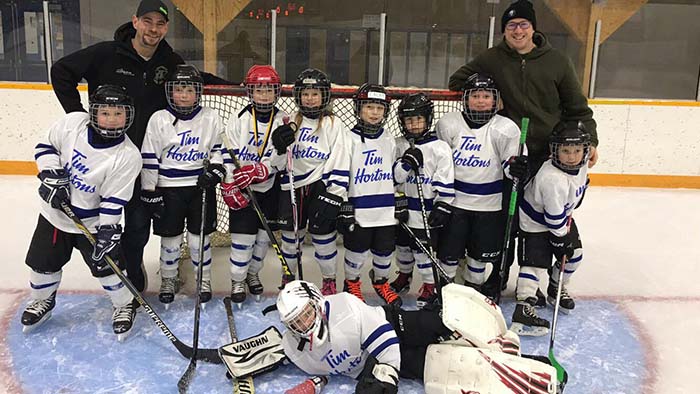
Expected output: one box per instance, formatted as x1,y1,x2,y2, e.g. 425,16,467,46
4,293,644,394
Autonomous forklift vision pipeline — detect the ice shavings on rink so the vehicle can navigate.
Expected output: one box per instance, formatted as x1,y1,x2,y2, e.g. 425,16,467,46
6,293,644,394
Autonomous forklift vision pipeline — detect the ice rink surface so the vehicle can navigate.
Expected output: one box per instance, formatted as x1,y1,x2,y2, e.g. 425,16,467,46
1,175,699,393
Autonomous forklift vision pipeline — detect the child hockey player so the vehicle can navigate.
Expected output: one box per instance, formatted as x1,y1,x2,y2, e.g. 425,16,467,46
140,64,225,309
337,83,401,305
434,73,527,295
21,85,141,340
221,65,287,306
391,93,455,308
512,120,589,336
269,68,350,291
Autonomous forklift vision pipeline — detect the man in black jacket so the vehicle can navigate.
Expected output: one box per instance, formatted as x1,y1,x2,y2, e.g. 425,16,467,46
51,0,232,292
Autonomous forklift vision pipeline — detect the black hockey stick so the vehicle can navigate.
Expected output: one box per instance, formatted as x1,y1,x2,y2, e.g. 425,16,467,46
178,160,210,393
399,223,452,284
223,297,255,394
283,116,303,281
495,117,529,305
58,201,221,364
219,131,295,281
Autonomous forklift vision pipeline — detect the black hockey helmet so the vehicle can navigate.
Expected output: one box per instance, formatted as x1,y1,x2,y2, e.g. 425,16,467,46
549,120,591,170
165,64,203,115
397,92,434,141
293,68,331,118
353,83,390,135
462,73,499,124
89,84,134,139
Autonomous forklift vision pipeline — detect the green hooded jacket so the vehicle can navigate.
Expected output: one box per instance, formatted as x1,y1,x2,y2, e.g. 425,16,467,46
448,32,597,161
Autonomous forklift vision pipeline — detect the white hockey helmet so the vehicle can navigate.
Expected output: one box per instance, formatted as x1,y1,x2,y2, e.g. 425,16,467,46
276,280,329,347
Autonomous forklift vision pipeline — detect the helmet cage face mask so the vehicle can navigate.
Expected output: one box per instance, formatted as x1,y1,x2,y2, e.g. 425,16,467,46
463,87,499,124
89,103,134,138
284,301,322,338
246,83,281,113
397,94,434,141
550,140,590,171
549,121,591,171
165,81,203,115
276,280,329,346
293,84,331,118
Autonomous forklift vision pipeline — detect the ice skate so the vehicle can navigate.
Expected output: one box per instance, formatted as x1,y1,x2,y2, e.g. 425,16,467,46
389,271,412,295
158,275,180,310
246,271,264,302
535,287,547,308
510,298,550,337
113,299,137,342
321,277,337,296
547,283,575,314
416,283,437,309
372,277,402,307
231,279,247,309
343,278,365,302
21,292,56,333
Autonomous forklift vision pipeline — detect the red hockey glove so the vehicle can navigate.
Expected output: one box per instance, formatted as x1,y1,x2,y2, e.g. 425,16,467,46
232,163,269,190
221,182,250,210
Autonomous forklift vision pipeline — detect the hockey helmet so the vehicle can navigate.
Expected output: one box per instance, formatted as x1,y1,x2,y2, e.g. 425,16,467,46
549,120,591,171
276,280,329,347
397,92,434,141
165,64,203,115
353,83,390,135
245,65,281,113
293,68,331,118
88,84,134,139
462,73,499,124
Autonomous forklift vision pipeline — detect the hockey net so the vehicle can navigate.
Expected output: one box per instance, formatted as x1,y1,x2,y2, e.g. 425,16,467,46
200,85,463,247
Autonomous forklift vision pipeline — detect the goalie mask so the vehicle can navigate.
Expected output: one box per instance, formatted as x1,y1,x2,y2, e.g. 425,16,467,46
397,92,434,142
293,68,331,119
89,84,134,139
353,83,390,136
245,65,281,113
462,73,499,125
165,64,203,115
276,280,329,348
550,120,591,171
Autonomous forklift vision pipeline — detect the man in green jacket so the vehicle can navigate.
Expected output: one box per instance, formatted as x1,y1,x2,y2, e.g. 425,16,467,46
448,0,598,300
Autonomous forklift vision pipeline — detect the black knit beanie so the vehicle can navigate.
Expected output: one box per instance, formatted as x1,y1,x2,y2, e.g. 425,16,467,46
501,0,537,32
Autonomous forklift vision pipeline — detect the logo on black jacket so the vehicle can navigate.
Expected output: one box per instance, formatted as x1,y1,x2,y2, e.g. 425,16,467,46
154,66,169,85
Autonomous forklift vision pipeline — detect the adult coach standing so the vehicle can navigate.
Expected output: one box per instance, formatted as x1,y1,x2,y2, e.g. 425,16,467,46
50,0,232,292
448,0,598,297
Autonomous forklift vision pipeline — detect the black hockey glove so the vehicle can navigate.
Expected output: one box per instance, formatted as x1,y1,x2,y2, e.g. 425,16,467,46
401,147,423,171
308,191,343,234
549,232,575,262
197,163,226,189
355,359,399,394
336,201,355,236
394,193,408,223
271,124,296,155
507,155,529,181
140,189,165,219
91,224,122,270
428,201,452,228
38,168,70,209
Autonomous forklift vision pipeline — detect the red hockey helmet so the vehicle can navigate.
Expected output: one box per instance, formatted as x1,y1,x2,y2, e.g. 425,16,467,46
245,65,281,112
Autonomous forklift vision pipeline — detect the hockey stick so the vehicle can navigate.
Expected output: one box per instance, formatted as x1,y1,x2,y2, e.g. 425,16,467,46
409,139,443,304
284,116,303,281
219,131,295,281
223,297,255,394
178,160,210,393
399,223,451,284
548,217,572,388
58,201,221,364
495,117,529,305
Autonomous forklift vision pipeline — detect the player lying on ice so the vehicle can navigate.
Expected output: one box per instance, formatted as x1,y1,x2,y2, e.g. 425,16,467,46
220,280,566,393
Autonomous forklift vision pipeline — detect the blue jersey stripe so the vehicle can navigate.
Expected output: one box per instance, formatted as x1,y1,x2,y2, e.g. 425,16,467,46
454,179,502,195
349,194,394,209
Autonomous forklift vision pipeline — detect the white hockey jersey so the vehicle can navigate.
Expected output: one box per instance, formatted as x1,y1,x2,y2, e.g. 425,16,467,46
222,106,289,193
393,135,455,229
34,112,141,234
140,107,224,190
346,127,397,228
269,113,350,198
436,112,524,212
519,160,589,237
282,293,401,378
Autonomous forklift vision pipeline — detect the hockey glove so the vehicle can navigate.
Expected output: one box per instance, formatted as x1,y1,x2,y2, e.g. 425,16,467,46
507,155,529,181
308,190,343,234
91,224,122,269
38,168,71,209
336,201,355,236
394,193,408,223
221,182,250,210
197,163,226,189
549,232,575,262
428,201,452,228
231,162,269,190
271,124,296,155
355,361,399,394
140,189,165,219
401,147,423,171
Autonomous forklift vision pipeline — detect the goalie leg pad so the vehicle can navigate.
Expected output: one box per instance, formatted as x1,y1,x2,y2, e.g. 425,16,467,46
440,283,508,348
424,344,557,394
219,326,287,378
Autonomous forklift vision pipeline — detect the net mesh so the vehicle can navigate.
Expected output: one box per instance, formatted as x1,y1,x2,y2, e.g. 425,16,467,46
200,85,463,246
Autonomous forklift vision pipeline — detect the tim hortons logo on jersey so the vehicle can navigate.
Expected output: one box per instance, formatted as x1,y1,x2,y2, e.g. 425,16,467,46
291,128,329,160
70,150,96,193
166,130,207,162
323,349,363,375
453,136,490,168
354,149,392,184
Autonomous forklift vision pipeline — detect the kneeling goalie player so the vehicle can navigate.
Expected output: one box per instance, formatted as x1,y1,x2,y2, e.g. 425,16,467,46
21,85,141,340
